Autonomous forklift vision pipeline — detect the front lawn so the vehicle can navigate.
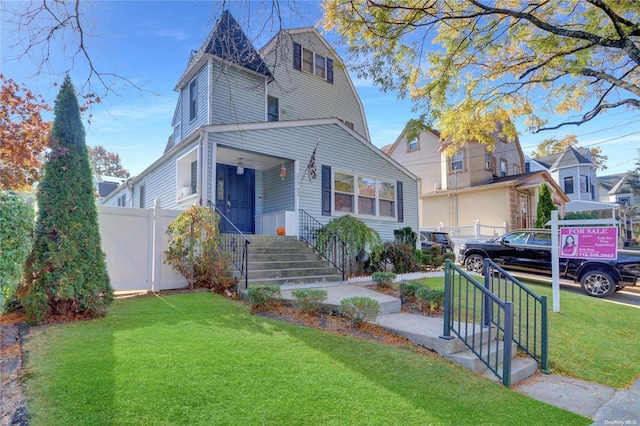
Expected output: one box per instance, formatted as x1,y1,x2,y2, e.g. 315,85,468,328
420,277,640,388
22,292,588,425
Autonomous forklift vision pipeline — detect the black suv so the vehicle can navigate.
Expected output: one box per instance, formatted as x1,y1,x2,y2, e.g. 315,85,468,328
458,229,640,298
420,230,454,253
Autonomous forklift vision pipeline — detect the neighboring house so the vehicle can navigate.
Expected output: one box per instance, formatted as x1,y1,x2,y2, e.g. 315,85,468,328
599,173,639,240
103,11,419,242
383,124,568,230
527,146,598,202
95,175,127,205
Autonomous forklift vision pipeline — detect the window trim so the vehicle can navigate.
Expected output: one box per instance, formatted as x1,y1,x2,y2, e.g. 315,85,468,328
332,169,396,219
450,152,463,172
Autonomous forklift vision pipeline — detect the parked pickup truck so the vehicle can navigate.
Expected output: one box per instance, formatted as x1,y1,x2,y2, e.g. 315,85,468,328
458,229,640,298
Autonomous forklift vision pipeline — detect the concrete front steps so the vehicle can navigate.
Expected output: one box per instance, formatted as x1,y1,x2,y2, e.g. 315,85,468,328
275,282,539,385
373,311,539,385
245,235,343,286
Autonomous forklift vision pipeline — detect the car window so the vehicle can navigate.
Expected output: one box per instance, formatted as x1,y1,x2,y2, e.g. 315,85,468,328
529,232,551,247
504,231,529,245
434,233,449,243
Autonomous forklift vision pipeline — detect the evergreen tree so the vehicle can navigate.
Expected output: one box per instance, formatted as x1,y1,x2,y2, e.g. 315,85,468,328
535,183,556,229
21,76,113,324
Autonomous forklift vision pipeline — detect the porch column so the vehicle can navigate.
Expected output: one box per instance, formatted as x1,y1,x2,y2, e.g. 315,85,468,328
294,159,300,238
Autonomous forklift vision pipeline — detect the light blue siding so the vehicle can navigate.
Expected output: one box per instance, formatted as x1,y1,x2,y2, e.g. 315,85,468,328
211,62,266,124
179,65,209,140
264,32,369,140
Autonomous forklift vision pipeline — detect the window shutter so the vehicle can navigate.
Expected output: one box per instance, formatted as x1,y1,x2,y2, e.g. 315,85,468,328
293,42,302,70
322,165,331,216
191,161,198,195
397,181,404,223
327,58,334,83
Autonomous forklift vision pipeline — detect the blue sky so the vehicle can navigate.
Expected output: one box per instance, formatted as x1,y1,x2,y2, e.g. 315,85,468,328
2,1,638,177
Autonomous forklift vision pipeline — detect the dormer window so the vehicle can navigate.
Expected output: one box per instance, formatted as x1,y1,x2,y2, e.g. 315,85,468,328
293,42,334,83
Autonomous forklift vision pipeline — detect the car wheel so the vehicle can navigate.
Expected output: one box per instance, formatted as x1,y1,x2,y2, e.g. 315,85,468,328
464,254,485,274
580,270,616,298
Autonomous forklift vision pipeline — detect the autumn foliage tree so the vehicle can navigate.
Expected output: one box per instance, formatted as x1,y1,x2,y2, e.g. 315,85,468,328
0,74,51,190
89,145,129,177
21,76,113,324
322,1,640,150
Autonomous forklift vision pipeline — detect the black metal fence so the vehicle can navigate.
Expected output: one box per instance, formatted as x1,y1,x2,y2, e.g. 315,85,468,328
484,261,549,372
208,202,250,290
298,209,346,280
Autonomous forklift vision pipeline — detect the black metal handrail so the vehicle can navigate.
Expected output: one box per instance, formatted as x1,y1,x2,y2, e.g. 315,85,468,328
208,202,250,290
298,209,346,280
441,260,514,387
483,260,549,373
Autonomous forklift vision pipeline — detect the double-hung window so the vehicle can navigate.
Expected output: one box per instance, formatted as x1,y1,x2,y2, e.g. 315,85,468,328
267,96,279,122
451,152,463,172
500,159,508,177
580,175,589,193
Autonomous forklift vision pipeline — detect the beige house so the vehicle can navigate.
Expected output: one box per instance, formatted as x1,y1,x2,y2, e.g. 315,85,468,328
383,125,569,230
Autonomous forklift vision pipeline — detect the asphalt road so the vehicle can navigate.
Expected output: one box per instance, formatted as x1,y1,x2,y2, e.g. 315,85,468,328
508,271,640,308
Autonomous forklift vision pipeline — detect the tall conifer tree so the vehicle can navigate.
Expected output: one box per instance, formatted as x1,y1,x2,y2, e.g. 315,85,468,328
21,76,113,324
535,183,557,229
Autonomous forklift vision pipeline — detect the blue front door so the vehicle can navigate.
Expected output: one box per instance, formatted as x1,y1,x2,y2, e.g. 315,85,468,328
215,164,255,233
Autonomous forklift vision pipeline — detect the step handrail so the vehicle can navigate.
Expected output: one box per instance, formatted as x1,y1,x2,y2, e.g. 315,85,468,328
298,209,346,280
483,260,549,373
207,202,250,290
441,259,514,387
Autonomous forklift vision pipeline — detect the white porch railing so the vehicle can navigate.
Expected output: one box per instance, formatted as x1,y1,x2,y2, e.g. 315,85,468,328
255,211,297,236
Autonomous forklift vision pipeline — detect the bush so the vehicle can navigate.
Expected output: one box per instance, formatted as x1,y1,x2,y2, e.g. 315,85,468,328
394,227,417,248
339,297,381,326
372,272,396,288
318,215,383,273
166,206,234,295
377,242,418,273
443,252,456,264
247,285,281,312
415,286,445,313
402,281,426,300
291,289,328,314
0,191,34,314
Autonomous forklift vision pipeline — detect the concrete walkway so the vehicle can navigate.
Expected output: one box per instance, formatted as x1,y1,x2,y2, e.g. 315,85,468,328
279,280,640,423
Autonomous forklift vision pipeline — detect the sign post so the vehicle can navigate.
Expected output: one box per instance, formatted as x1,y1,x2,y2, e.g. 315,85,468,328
548,214,618,313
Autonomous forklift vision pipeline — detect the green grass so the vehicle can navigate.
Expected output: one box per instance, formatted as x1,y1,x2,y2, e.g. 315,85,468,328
420,276,640,388
22,292,589,425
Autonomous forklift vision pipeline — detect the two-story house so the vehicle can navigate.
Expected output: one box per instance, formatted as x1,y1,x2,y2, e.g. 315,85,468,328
599,173,639,240
527,146,599,202
383,124,567,231
103,11,419,242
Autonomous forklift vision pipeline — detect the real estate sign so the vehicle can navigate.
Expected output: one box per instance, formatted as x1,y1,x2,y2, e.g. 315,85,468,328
560,227,618,260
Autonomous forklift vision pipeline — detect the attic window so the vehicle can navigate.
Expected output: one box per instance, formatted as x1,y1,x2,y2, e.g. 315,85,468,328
408,139,418,151
293,42,334,84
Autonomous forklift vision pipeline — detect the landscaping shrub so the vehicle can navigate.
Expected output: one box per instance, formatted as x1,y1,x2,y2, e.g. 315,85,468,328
420,251,432,270
247,285,281,312
378,242,418,273
166,205,234,295
0,191,34,313
372,272,396,288
443,253,456,264
393,227,417,248
415,286,445,313
291,289,328,314
339,296,381,326
21,77,113,324
402,281,426,300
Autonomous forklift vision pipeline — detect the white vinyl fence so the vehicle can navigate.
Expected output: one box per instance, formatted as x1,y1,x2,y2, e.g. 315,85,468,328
98,200,187,293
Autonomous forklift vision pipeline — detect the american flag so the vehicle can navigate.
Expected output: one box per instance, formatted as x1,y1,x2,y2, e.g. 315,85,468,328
308,147,317,182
